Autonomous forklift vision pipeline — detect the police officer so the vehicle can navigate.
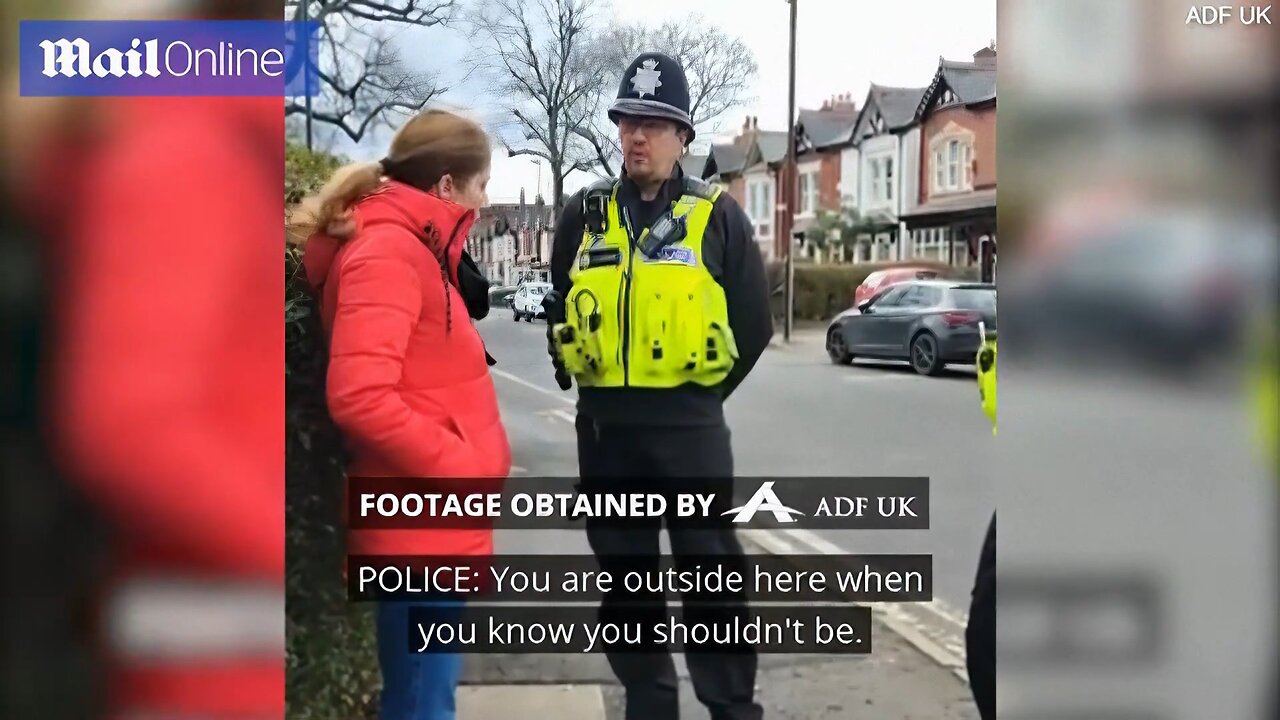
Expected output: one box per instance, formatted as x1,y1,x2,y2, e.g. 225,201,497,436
966,329,997,720
545,52,772,720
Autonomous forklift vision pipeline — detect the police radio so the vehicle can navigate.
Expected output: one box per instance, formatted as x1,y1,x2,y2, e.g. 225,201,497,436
638,211,688,258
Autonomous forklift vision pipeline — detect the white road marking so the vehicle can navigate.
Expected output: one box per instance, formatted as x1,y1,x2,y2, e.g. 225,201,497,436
457,684,605,719
537,408,576,424
781,527,968,630
741,525,970,683
493,368,575,405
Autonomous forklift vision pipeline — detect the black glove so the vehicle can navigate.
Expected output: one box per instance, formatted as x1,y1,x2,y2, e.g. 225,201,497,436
542,291,573,391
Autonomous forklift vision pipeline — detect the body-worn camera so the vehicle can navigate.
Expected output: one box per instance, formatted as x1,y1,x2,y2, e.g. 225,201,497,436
638,212,687,258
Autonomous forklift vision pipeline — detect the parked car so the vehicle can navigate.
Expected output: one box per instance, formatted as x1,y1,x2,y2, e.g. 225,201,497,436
854,266,943,307
488,284,519,309
1008,212,1275,371
511,282,552,322
826,280,997,375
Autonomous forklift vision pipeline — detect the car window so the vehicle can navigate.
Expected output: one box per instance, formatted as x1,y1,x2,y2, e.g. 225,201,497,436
874,285,910,307
898,286,930,306
949,288,996,311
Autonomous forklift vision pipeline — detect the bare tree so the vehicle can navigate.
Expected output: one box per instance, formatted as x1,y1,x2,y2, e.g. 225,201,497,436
285,0,457,143
466,0,607,215
577,16,759,177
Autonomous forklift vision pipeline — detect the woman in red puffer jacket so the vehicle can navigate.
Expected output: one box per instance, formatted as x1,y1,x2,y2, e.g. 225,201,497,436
290,109,510,720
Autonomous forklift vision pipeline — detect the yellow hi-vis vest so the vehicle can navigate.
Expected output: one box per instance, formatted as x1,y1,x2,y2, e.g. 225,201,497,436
553,179,738,389
977,337,997,435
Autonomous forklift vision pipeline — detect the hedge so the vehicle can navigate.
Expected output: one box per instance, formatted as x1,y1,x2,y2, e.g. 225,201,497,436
765,260,981,322
286,144,380,720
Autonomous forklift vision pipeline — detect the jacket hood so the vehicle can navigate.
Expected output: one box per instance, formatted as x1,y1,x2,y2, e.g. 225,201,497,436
304,179,476,291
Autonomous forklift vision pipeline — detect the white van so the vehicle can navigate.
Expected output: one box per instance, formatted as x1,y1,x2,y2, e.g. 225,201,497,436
511,282,552,322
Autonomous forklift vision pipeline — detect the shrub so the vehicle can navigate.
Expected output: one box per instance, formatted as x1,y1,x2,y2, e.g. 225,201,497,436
286,143,347,206
285,146,380,719
766,260,979,322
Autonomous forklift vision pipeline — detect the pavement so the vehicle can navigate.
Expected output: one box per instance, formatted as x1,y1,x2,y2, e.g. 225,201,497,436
457,310,989,719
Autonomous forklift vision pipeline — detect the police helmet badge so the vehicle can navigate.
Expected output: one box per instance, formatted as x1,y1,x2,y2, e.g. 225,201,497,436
630,59,662,99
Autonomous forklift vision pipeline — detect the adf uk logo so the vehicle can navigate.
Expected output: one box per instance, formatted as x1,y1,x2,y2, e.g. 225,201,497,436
721,481,805,524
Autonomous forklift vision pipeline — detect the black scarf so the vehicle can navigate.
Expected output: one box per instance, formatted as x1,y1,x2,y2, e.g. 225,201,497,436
455,250,497,366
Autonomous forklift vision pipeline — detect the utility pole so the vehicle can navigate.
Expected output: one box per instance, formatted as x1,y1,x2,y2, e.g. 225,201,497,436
532,159,543,203
782,0,798,342
300,0,313,150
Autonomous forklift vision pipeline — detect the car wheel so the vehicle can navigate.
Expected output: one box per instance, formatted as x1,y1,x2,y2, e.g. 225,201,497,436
910,332,944,376
525,313,534,323
826,328,854,365
512,309,522,322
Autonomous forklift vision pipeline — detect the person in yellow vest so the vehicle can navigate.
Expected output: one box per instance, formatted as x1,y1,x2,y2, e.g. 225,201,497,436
967,327,997,719
545,52,772,720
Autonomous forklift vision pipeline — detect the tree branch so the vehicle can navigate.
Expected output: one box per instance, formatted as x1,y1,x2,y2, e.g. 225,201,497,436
507,146,553,162
571,125,614,178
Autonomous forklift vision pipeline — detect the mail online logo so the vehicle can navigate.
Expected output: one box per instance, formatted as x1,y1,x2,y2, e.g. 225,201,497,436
19,20,319,97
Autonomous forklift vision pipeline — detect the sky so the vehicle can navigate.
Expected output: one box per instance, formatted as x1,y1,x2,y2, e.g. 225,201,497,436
317,0,996,205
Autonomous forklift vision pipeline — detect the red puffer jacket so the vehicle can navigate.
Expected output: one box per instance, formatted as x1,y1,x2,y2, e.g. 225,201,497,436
305,180,511,558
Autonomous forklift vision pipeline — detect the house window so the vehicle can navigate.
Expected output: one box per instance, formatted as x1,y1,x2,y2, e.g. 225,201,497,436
948,140,961,187
932,138,974,194
867,157,894,203
748,179,772,240
798,172,811,215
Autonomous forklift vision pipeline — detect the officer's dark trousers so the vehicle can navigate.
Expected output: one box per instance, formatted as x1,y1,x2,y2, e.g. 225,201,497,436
576,415,763,720
966,513,996,720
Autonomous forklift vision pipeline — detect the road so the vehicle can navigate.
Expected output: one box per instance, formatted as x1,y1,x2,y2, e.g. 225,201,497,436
460,310,987,719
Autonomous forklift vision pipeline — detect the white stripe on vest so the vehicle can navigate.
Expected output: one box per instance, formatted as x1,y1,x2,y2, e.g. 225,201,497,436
106,577,284,660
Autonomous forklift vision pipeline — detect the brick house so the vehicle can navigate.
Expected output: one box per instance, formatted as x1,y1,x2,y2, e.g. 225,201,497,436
705,116,788,261
900,46,997,281
466,188,555,285
838,84,927,263
792,94,859,261
704,101,858,263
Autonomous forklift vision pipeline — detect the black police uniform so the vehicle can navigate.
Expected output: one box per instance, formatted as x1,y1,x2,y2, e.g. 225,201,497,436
966,513,996,719
547,53,772,720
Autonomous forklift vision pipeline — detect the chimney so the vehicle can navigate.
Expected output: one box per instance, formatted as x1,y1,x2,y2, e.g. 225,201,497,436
736,113,760,151
973,45,997,68
824,92,857,115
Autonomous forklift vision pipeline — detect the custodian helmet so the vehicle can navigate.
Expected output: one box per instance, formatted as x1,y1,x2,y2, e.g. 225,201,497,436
609,52,696,144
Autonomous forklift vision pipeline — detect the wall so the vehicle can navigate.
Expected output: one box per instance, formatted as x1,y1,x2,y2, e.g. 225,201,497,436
899,127,921,215
838,146,860,206
918,103,996,205
726,176,747,208
817,151,842,212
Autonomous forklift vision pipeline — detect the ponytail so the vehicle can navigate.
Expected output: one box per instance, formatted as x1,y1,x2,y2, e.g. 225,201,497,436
286,161,384,246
